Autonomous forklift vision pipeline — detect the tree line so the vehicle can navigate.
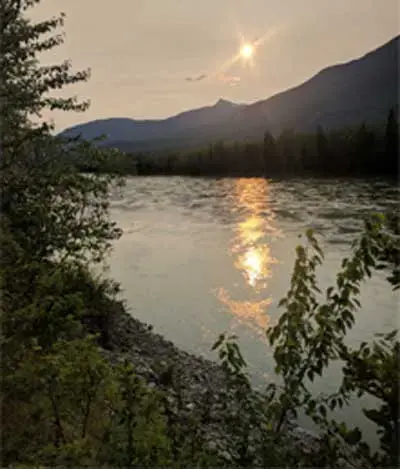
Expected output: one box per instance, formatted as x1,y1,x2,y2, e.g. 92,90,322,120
77,111,399,178
138,113,398,177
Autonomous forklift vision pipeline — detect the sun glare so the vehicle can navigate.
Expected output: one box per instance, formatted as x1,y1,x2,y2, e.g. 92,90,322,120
240,43,254,59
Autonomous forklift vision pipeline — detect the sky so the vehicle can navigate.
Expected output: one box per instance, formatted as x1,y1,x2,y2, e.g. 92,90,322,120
31,0,400,131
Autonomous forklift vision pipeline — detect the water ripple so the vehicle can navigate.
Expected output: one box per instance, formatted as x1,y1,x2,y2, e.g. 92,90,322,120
111,176,398,247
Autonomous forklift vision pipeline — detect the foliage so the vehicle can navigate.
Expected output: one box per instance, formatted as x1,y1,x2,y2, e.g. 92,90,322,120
213,212,399,467
0,1,194,467
1,0,123,268
341,331,399,466
0,0,122,357
3,333,177,466
97,360,172,467
212,333,301,467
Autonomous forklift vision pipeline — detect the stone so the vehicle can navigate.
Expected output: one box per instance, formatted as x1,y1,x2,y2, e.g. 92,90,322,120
185,402,195,411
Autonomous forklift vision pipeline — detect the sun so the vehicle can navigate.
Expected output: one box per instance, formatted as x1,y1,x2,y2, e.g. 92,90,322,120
240,43,254,59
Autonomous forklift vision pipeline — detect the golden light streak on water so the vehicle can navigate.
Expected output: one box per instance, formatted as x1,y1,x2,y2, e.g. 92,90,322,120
217,178,281,333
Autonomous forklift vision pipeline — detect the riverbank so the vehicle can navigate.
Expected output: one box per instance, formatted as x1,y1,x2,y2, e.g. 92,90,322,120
101,301,243,460
97,301,365,468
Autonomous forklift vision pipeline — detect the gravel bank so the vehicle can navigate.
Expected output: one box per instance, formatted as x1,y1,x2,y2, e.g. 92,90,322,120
98,302,364,468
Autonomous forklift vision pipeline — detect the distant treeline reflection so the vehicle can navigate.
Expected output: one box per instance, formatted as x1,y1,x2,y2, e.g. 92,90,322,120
77,109,398,177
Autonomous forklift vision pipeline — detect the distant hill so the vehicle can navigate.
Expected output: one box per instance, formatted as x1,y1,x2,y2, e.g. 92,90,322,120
60,36,399,153
61,98,244,151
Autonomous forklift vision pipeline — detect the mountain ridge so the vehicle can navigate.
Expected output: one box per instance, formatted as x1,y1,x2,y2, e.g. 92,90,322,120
61,35,399,152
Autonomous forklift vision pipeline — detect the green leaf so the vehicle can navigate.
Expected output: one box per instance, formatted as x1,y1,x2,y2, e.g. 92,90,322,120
278,298,287,308
211,333,225,350
385,329,397,341
326,286,334,299
319,405,327,418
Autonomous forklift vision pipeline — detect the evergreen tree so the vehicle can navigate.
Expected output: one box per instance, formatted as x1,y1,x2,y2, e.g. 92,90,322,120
263,130,276,173
384,108,399,175
279,128,296,172
316,124,329,173
352,122,376,174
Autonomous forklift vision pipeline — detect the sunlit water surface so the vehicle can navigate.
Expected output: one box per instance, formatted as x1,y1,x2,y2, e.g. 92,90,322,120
108,176,399,445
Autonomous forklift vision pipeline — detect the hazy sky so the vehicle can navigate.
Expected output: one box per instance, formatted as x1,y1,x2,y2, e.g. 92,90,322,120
32,0,399,131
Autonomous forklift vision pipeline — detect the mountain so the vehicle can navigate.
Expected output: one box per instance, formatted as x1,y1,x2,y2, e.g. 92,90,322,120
60,36,399,152
231,35,399,138
61,98,244,150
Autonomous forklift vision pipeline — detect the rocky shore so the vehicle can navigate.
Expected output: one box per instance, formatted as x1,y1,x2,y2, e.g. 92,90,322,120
102,302,241,458
99,302,364,468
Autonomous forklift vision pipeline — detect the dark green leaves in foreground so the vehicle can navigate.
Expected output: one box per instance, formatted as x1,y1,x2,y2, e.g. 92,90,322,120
213,212,399,467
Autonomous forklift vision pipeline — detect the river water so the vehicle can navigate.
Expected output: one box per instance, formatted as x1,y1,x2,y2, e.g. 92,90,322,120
108,176,398,444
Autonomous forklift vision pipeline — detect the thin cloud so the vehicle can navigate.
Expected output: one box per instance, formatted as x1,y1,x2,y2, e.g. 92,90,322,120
186,74,207,82
185,72,240,86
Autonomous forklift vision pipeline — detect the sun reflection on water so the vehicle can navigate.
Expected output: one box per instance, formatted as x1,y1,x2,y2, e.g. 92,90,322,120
216,287,272,338
217,178,280,333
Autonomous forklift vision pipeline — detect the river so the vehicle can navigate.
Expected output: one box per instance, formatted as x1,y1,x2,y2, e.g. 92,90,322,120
108,176,398,445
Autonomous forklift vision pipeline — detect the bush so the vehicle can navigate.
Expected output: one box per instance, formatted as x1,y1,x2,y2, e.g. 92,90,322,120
214,213,399,467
